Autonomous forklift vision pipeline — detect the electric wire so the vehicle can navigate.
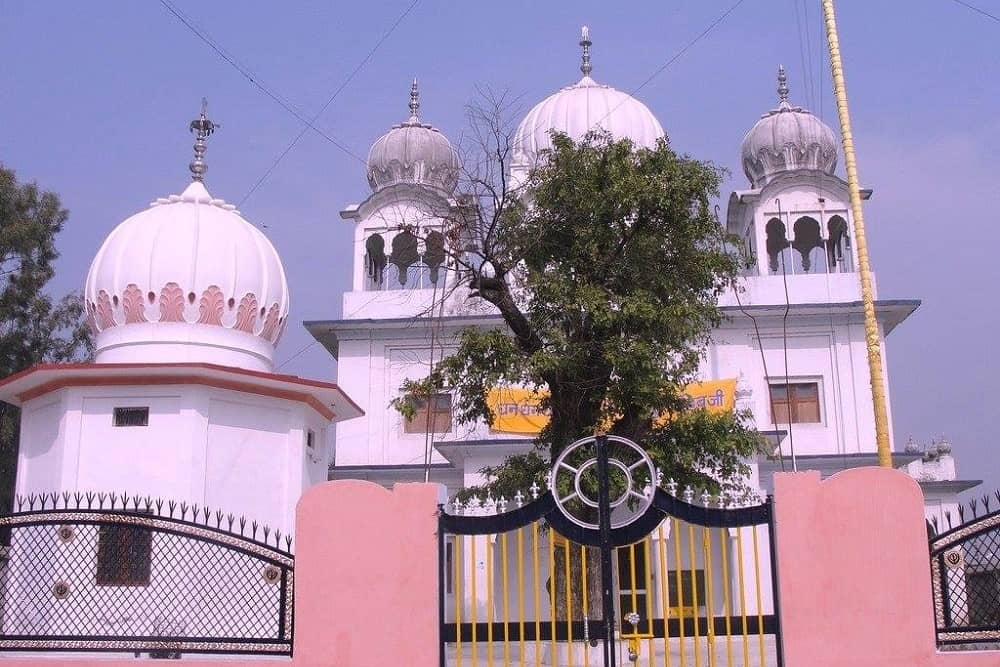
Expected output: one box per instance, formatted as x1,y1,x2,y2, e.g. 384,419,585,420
158,0,365,166
800,0,817,108
792,0,815,111
775,199,797,471
239,0,422,206
715,206,786,473
950,0,1000,23
276,339,319,372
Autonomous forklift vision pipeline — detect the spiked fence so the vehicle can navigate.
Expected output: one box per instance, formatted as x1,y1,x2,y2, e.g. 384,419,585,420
929,489,1000,647
0,491,294,655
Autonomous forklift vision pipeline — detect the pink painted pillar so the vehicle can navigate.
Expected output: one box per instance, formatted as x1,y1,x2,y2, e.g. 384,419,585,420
773,468,999,667
293,480,440,667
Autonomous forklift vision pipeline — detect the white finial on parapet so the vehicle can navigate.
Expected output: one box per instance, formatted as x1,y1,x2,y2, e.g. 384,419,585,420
580,26,593,77
407,78,420,123
188,98,217,182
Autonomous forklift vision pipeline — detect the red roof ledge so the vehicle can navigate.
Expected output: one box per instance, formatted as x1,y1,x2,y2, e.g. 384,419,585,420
0,362,364,423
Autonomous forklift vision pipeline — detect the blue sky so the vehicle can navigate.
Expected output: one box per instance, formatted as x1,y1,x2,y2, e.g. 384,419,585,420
1,1,997,493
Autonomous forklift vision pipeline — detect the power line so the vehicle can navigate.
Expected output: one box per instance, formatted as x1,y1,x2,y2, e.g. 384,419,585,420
631,0,749,96
159,0,365,165
238,0,422,206
950,0,1000,23
276,339,319,371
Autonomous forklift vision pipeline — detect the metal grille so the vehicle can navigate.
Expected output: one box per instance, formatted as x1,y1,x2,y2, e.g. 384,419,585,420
930,494,1000,647
439,485,782,666
0,502,293,655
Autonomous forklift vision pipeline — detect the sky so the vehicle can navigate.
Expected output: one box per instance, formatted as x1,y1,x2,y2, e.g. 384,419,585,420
1,1,997,494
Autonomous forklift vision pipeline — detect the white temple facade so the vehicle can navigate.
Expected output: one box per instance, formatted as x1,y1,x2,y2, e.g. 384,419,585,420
305,35,979,521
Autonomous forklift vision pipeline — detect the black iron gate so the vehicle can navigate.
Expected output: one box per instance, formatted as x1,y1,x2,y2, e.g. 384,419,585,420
438,435,783,666
929,492,1000,648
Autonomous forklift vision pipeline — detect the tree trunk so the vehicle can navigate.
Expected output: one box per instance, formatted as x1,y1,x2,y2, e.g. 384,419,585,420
551,542,603,625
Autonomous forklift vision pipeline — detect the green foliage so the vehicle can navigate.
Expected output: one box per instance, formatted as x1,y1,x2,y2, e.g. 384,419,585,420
0,166,93,511
399,132,764,499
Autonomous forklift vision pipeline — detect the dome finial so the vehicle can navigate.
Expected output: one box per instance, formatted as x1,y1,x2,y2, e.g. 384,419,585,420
189,98,218,182
579,26,592,77
777,65,790,104
408,78,420,123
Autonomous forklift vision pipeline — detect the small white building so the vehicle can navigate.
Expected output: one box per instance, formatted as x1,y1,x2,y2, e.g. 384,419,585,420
0,108,362,536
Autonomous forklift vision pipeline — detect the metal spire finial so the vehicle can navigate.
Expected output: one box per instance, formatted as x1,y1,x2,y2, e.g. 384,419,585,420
408,78,420,123
777,65,790,104
189,98,218,182
579,26,592,77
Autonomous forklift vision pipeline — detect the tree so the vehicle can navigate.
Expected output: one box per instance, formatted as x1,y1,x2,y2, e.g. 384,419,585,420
0,166,93,512
395,106,766,621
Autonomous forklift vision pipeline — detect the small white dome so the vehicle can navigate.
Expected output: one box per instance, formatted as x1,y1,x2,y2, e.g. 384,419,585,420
367,80,460,194
512,76,664,168
740,66,838,188
84,180,290,372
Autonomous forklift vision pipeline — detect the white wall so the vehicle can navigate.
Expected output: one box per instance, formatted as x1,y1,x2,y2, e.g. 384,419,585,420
77,394,194,501
16,384,330,536
17,398,65,496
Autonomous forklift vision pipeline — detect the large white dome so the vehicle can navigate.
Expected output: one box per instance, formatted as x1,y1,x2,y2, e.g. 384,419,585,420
511,29,664,173
512,75,665,168
84,180,289,372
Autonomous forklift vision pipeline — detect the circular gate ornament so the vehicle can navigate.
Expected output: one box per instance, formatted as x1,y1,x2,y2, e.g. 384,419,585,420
944,549,964,569
550,435,656,530
52,580,70,600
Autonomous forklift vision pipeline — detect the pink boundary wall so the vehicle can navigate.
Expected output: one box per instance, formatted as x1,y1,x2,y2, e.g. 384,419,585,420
4,472,1000,666
0,480,440,667
774,468,1000,667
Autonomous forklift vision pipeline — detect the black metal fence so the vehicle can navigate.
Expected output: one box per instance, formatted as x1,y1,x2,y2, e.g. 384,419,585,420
929,490,1000,647
0,492,293,655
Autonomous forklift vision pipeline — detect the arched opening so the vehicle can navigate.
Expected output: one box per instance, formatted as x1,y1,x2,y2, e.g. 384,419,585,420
826,216,852,272
792,216,826,273
765,218,789,273
364,228,453,291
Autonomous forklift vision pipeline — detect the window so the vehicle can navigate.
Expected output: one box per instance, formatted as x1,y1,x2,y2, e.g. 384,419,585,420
113,406,149,427
444,540,454,595
769,382,821,424
96,512,153,586
666,569,707,616
404,394,452,434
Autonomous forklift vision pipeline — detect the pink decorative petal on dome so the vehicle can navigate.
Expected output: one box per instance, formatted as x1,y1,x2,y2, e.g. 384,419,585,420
159,282,185,322
121,284,148,324
234,293,258,333
197,285,225,326
259,303,281,342
85,302,98,337
95,291,117,330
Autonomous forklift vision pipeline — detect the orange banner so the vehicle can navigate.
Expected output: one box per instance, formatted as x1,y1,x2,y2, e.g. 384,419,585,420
487,379,737,434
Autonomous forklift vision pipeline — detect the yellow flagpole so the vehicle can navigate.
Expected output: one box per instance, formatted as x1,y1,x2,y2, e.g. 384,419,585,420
821,0,893,467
